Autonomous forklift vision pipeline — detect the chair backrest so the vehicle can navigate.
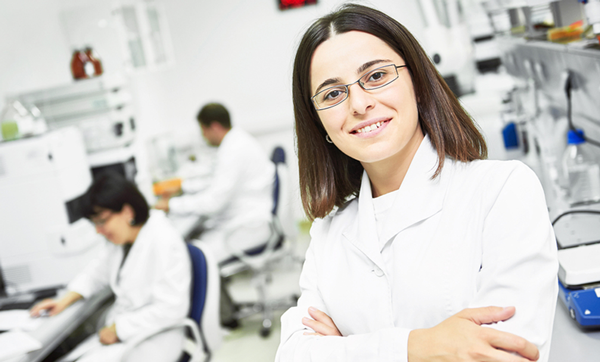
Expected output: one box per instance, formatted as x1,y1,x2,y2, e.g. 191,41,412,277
270,146,296,241
271,146,286,216
185,243,222,362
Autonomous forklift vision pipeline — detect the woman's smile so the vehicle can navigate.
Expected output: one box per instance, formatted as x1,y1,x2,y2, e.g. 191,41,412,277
350,118,391,138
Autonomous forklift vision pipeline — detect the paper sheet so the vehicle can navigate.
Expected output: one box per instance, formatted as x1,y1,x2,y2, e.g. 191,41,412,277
0,330,42,360
57,335,126,362
0,310,43,332
57,335,101,362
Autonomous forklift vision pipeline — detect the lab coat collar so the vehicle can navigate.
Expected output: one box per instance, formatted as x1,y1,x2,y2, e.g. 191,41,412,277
343,135,450,264
114,210,163,288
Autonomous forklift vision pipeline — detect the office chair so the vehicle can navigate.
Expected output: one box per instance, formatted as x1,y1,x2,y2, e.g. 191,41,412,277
120,243,222,362
219,146,300,338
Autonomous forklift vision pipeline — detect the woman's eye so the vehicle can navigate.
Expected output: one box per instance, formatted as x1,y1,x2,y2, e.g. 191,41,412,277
367,71,386,82
323,89,344,101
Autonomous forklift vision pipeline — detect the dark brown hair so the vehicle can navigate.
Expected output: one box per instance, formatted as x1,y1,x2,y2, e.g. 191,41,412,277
79,172,149,225
197,102,231,129
293,3,487,221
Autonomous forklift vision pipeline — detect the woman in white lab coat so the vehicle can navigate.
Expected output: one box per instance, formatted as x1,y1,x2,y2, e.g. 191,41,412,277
31,172,191,362
276,4,558,362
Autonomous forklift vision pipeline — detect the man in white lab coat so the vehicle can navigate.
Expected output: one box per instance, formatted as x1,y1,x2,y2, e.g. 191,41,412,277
156,102,275,263
155,103,275,328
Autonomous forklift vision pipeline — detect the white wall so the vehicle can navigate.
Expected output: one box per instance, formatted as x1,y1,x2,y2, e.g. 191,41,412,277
0,0,427,221
0,0,71,107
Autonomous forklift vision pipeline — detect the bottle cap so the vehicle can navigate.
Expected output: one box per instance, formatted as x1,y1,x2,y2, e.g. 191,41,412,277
567,129,585,145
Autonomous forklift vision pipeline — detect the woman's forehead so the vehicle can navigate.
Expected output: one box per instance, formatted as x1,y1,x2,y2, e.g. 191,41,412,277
310,31,403,91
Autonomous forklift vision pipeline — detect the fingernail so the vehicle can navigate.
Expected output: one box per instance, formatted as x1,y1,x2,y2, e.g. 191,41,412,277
308,307,316,312
302,317,309,324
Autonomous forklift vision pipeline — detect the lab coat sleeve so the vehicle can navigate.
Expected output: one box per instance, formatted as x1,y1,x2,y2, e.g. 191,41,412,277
470,162,558,362
67,243,111,299
276,221,410,362
168,143,241,217
113,240,191,342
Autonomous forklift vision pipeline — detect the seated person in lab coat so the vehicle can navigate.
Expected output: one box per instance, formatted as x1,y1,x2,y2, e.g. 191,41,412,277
155,102,275,264
276,4,558,362
31,172,191,362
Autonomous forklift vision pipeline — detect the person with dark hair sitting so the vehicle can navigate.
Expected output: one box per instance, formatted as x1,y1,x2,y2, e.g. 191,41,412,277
30,172,191,362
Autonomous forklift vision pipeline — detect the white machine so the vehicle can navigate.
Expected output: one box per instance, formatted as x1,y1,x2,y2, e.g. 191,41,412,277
418,0,477,96
11,73,135,154
0,127,101,296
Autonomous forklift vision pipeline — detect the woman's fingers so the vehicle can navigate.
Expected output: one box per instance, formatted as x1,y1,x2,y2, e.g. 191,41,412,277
486,329,539,361
30,299,56,317
458,306,516,325
302,307,342,336
485,346,538,362
408,307,539,362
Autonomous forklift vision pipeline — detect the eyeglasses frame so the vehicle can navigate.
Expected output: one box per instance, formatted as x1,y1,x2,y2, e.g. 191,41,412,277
311,64,408,111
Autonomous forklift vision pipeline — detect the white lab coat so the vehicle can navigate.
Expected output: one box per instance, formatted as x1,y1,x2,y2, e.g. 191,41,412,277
169,127,275,262
66,210,191,362
276,136,558,362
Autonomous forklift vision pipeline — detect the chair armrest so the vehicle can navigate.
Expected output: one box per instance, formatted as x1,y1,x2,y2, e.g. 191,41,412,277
119,318,202,362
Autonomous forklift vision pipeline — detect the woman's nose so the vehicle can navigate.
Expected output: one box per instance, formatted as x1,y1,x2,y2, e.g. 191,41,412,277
347,83,374,114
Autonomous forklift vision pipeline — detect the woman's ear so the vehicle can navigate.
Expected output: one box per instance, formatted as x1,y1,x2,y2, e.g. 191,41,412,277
122,203,136,225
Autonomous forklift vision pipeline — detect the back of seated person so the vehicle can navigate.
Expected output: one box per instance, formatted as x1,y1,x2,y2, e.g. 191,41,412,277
156,102,275,264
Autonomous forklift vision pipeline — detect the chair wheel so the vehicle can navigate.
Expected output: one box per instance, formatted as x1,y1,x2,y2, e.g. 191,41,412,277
260,326,271,338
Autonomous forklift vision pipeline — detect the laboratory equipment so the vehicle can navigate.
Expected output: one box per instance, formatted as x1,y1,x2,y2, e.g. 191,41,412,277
558,280,600,328
418,0,477,96
10,73,135,153
0,127,101,296
493,0,600,328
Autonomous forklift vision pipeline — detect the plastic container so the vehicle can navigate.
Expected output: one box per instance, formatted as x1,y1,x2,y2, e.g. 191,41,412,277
562,129,600,206
0,100,47,141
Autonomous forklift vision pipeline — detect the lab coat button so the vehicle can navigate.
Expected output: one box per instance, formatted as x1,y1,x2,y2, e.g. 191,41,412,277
372,268,384,277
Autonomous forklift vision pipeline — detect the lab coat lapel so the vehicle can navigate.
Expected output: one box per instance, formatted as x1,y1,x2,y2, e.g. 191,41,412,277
380,135,448,246
341,136,450,263
342,172,385,268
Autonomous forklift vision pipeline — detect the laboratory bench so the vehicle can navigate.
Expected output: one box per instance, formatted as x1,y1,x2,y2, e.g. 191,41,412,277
1,288,112,362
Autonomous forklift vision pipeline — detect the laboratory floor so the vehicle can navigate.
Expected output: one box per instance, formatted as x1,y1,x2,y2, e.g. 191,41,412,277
212,231,310,362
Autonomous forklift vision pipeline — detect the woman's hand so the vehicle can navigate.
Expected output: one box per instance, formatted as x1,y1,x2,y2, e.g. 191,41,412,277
29,291,83,317
302,307,342,337
408,306,539,362
154,197,170,213
99,323,120,345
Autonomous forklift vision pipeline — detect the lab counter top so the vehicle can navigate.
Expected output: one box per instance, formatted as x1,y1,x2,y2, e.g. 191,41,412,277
4,288,113,362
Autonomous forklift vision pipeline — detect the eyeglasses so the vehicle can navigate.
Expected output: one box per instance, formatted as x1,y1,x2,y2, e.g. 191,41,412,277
311,64,407,111
91,212,115,227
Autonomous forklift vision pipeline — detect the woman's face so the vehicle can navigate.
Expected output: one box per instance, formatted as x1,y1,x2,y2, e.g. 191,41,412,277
90,205,135,245
310,31,422,166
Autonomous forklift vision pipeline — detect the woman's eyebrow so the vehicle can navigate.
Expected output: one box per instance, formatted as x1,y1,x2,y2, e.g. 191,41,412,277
357,59,393,74
314,59,393,95
315,77,342,95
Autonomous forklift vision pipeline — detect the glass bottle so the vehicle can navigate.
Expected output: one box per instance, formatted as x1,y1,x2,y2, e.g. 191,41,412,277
84,46,103,76
70,49,94,80
562,129,600,206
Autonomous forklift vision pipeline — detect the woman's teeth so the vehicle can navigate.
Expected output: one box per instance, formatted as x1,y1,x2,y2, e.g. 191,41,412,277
356,121,383,133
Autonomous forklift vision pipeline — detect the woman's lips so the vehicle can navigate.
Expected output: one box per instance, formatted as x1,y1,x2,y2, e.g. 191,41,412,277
351,119,390,138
